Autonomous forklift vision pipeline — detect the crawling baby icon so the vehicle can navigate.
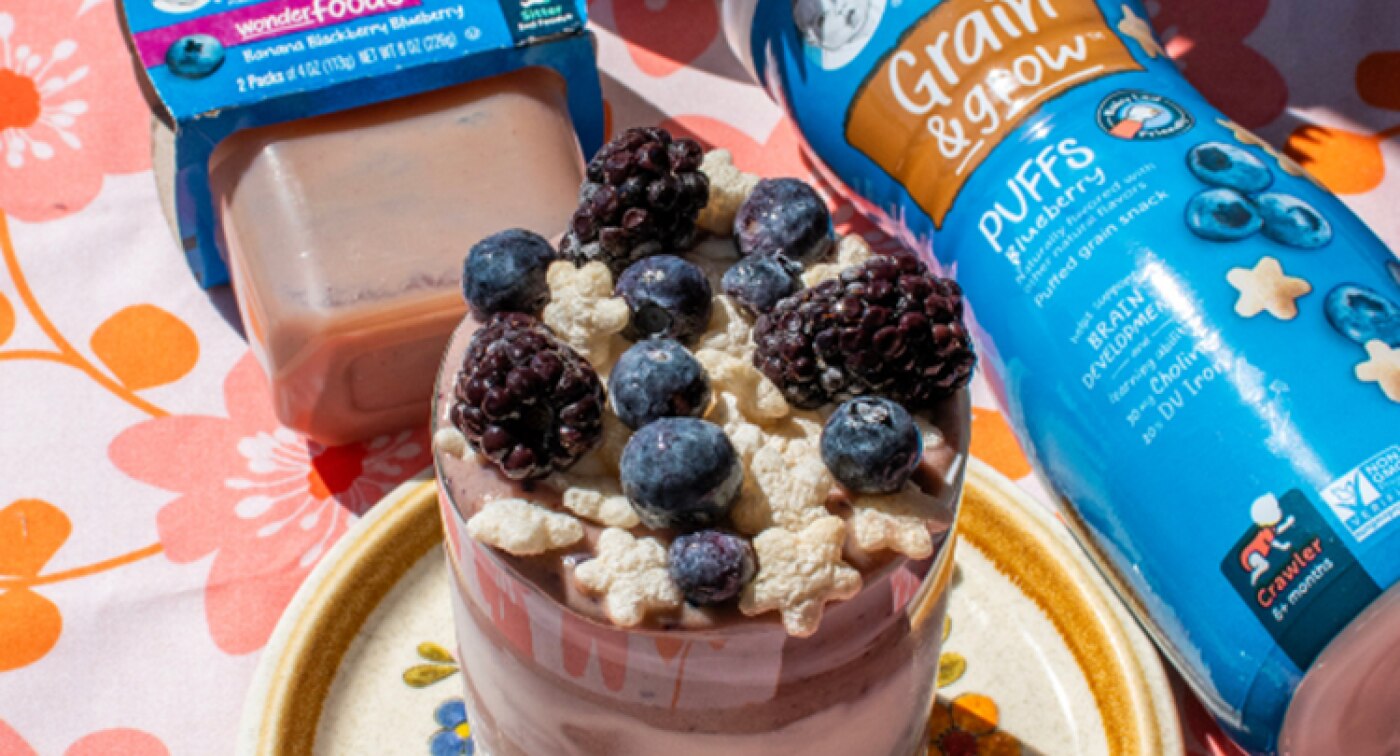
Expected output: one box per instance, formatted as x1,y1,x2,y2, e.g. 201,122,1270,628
1240,494,1297,586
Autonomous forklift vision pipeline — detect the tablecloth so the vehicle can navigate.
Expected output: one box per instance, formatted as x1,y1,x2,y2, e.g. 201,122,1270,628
0,0,1397,752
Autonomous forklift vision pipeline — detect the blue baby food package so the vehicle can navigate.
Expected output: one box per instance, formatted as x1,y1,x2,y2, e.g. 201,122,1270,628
730,0,1400,750
118,0,604,287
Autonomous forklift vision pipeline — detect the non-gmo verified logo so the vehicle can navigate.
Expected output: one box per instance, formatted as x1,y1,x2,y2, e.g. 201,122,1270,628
1096,90,1194,141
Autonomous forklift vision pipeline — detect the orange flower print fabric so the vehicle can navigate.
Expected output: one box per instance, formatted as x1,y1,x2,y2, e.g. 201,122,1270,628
109,353,431,654
0,499,69,671
1283,50,1400,197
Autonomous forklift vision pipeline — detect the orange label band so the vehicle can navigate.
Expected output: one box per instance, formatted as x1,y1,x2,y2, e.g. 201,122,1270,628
844,0,1140,226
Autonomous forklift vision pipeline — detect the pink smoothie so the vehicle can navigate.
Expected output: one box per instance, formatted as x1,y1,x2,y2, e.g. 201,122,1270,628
210,67,585,445
1279,583,1400,755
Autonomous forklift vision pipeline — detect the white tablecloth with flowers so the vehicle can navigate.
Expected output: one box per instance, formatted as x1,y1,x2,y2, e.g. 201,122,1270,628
2,0,1398,752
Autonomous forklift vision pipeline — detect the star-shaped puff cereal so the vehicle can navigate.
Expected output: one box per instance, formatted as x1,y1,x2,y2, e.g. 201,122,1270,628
731,438,833,535
466,498,584,556
1355,339,1400,402
803,234,875,287
549,473,641,528
708,391,767,463
696,294,755,359
697,149,760,235
1226,257,1311,320
564,410,631,477
574,528,682,627
1218,118,1315,181
542,260,630,367
696,348,789,425
849,484,941,558
1116,5,1165,59
432,426,471,459
740,516,862,637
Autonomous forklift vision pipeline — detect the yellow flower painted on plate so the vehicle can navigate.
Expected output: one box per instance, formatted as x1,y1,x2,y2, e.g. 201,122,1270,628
928,693,1022,756
937,652,967,687
404,642,460,688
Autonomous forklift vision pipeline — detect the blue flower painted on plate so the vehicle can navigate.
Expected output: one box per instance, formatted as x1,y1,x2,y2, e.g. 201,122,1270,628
430,699,475,756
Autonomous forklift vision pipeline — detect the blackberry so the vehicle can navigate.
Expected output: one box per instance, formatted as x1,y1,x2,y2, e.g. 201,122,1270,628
560,127,709,274
752,254,975,409
451,313,606,480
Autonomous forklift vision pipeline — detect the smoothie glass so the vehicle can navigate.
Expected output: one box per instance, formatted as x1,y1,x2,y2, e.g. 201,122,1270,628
431,317,969,756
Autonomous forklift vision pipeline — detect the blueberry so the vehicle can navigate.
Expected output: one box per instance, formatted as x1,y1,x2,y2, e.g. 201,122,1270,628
165,35,225,79
1256,193,1332,249
616,255,713,345
462,229,556,317
1324,284,1400,347
1187,142,1273,193
820,397,922,494
609,338,712,429
734,178,834,263
722,254,803,316
668,530,755,606
620,418,742,531
1185,188,1261,242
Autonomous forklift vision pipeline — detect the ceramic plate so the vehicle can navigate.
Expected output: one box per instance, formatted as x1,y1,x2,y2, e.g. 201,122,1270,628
237,460,1182,755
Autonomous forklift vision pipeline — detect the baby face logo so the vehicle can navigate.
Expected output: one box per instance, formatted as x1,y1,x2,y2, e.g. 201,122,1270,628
1219,490,1379,668
1236,494,1297,587
1096,90,1193,140
793,0,886,70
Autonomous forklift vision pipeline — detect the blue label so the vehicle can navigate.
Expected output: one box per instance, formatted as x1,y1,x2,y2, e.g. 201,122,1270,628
745,0,1400,750
118,0,603,287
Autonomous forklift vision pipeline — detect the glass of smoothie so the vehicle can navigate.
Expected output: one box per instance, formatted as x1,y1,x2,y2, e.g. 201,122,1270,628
430,127,975,755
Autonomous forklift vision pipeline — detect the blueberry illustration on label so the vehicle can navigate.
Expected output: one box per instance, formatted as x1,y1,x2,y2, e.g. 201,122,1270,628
1187,142,1273,194
1256,193,1333,249
153,0,211,13
165,35,224,79
1186,188,1261,241
1325,284,1400,347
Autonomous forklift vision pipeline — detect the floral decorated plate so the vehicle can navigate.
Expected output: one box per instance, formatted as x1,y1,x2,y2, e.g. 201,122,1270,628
235,460,1183,755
